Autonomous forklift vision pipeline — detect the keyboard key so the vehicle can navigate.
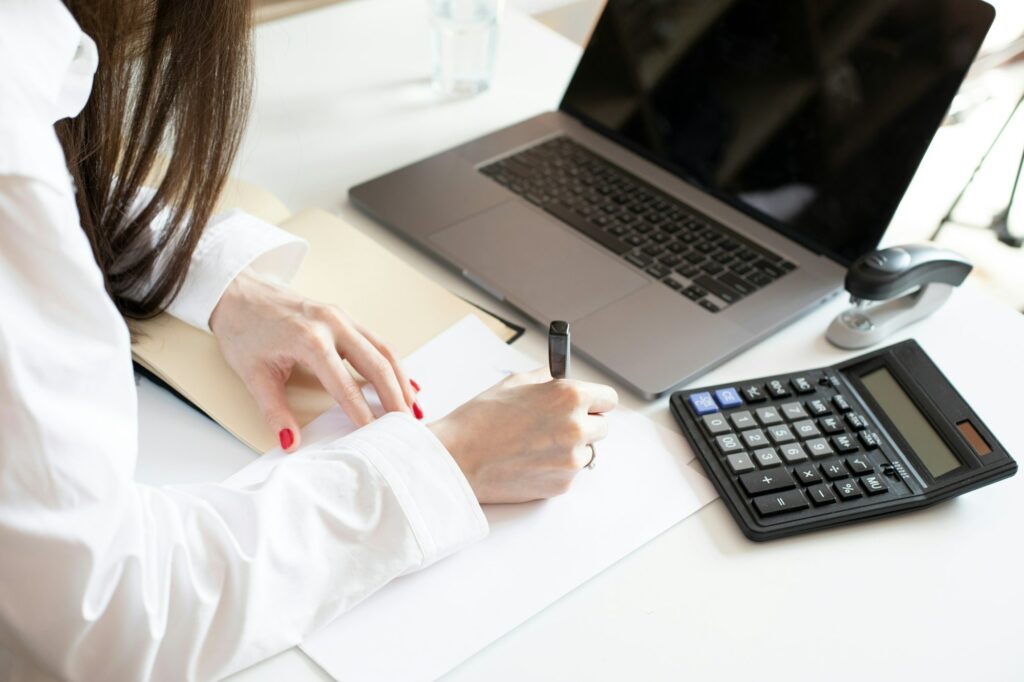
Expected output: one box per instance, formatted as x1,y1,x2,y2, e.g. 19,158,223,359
835,480,863,500
767,424,796,444
753,490,808,516
715,434,743,455
821,462,848,480
807,399,830,416
790,376,815,394
726,452,756,474
714,388,743,408
832,394,852,412
729,411,757,430
807,484,837,506
819,416,844,434
701,413,732,435
719,271,756,295
741,429,770,449
859,430,882,450
766,379,791,399
663,277,682,291
682,286,706,300
792,419,821,439
694,275,739,303
846,455,873,475
755,406,783,425
779,442,808,464
861,474,889,495
752,447,782,468
699,299,723,313
794,464,822,485
780,402,808,421
739,468,796,495
832,434,858,453
688,392,718,416
543,203,633,255
845,413,869,431
646,264,670,279
742,385,767,403
625,252,651,269
804,438,834,459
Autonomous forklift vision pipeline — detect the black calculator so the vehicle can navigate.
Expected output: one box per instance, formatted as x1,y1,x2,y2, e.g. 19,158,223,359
670,340,1017,541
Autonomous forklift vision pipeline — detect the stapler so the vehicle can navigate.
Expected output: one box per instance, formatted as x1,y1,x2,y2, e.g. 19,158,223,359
825,244,972,349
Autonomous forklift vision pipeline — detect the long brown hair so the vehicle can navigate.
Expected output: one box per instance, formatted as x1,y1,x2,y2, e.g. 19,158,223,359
56,0,253,320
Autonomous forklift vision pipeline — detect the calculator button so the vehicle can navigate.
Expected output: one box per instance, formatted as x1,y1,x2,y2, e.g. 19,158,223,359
845,413,868,431
794,464,822,485
859,431,882,450
804,438,834,459
818,416,844,434
701,414,731,435
807,484,837,506
714,388,743,409
780,402,808,421
832,394,852,412
792,419,821,440
846,455,873,475
755,406,783,425
790,377,814,394
715,434,743,455
730,411,757,430
752,447,783,469
753,490,808,517
861,474,889,495
807,399,830,416
779,442,808,464
835,480,863,500
766,379,791,399
741,429,770,449
688,392,718,415
821,462,849,480
741,385,767,403
739,468,796,495
832,434,858,453
726,452,756,474
766,424,796,444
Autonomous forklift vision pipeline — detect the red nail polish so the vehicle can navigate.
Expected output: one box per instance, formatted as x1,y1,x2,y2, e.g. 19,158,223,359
412,402,424,420
279,428,294,450
410,379,421,392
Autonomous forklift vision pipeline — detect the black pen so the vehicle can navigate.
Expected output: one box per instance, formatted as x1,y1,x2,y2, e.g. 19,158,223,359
548,320,570,379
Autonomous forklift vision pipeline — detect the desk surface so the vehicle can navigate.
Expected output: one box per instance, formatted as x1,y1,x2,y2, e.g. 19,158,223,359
135,1,1024,679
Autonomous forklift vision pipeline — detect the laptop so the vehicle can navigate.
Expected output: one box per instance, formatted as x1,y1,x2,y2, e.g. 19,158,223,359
350,0,994,398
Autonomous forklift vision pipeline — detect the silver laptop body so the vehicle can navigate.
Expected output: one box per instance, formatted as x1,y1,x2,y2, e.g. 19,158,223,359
350,0,993,398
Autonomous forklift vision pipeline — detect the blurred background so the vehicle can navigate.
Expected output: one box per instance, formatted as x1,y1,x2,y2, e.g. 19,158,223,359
255,0,1024,310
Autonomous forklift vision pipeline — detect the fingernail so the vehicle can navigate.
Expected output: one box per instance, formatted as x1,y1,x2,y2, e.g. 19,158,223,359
412,402,424,420
410,379,421,392
279,428,294,450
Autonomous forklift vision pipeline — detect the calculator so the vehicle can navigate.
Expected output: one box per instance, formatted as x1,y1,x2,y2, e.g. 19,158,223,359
670,340,1017,541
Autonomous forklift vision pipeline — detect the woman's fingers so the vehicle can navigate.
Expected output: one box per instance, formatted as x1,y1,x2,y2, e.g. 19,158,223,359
354,322,417,409
244,368,302,453
326,317,411,418
301,331,376,427
580,413,610,443
577,381,618,414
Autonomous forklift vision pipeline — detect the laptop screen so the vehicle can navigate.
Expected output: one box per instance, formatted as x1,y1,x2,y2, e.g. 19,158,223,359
559,0,994,265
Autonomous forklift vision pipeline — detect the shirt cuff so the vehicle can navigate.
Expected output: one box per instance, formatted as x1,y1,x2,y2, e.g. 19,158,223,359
166,209,308,332
333,413,489,569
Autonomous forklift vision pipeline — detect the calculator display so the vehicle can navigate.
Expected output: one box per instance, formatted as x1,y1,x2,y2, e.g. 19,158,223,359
859,367,961,477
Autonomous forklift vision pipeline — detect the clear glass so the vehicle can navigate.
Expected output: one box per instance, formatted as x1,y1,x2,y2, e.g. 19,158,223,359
429,0,500,96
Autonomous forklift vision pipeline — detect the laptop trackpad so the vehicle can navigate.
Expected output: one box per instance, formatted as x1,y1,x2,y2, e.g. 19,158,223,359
430,201,647,321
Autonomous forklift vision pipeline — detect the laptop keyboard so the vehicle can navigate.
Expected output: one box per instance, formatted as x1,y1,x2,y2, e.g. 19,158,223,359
479,136,796,313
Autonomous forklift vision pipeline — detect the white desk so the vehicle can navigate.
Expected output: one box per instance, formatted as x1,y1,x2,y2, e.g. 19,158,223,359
135,1,1024,679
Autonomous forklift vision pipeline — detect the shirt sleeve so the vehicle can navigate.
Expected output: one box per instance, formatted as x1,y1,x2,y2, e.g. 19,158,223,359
0,121,487,681
129,186,309,332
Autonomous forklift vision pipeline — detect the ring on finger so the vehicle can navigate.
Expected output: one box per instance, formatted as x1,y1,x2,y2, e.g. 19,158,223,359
584,443,597,470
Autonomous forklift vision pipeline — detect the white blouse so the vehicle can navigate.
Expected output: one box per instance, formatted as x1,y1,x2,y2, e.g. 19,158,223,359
0,2,487,680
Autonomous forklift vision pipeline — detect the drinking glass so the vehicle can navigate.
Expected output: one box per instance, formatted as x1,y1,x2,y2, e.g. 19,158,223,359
429,0,501,96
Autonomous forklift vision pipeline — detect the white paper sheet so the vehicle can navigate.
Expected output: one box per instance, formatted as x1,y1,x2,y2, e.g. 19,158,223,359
228,316,718,680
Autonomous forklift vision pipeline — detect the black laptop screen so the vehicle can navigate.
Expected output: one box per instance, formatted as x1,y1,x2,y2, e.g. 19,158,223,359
559,0,993,265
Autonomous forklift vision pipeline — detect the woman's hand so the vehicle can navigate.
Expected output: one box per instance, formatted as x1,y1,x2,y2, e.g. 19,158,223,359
428,369,618,503
210,270,418,452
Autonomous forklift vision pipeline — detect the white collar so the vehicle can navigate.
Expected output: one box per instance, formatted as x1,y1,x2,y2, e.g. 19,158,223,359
0,0,97,123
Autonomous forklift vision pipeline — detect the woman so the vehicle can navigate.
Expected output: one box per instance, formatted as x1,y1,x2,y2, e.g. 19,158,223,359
0,1,617,679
